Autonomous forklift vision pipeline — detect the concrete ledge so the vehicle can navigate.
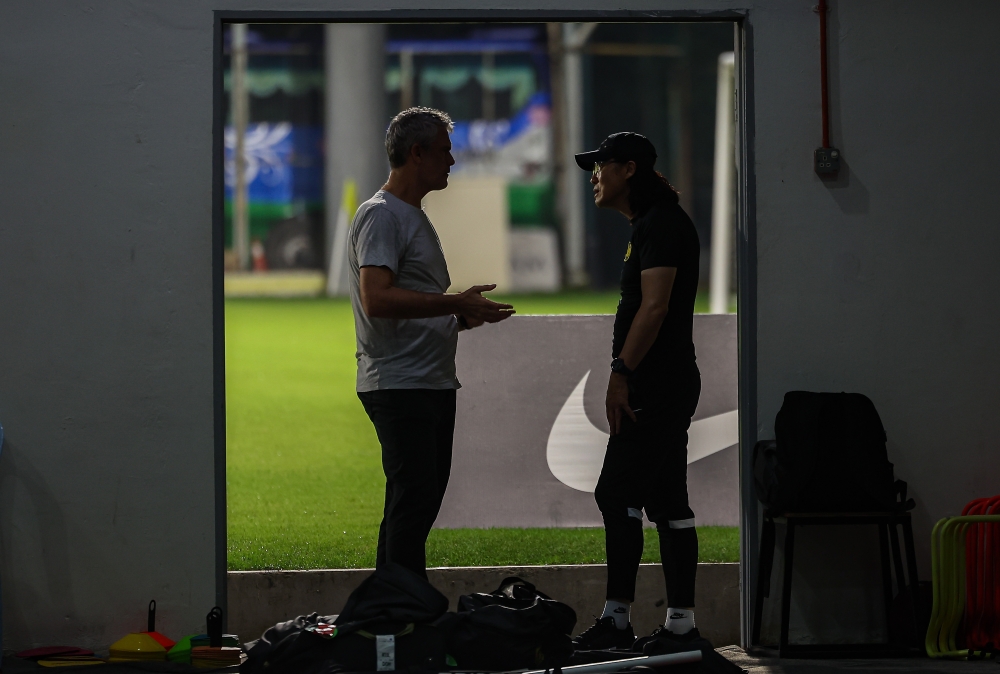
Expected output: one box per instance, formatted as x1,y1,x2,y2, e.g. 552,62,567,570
229,563,739,647
224,270,326,297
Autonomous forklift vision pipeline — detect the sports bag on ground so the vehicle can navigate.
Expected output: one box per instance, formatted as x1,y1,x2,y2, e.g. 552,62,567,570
457,575,554,611
241,563,449,674
436,578,576,670
753,391,902,514
337,562,448,624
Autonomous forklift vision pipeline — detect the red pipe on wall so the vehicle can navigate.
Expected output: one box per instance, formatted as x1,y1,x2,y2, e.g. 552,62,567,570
818,0,830,149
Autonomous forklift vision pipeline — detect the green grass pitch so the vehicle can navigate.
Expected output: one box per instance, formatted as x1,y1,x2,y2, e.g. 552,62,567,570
226,293,738,570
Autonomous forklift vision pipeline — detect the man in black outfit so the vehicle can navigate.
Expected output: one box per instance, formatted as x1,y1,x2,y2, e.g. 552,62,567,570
571,133,702,650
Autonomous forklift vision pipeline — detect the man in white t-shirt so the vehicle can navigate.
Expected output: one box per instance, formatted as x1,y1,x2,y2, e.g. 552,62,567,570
348,107,514,577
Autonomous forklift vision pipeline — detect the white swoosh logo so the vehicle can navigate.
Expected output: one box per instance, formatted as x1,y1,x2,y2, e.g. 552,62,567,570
546,371,739,492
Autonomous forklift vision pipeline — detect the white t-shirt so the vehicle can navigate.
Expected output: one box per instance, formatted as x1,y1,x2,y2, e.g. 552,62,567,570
348,190,460,392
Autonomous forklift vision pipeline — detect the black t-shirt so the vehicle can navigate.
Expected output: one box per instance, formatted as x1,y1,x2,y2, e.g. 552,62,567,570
612,197,701,392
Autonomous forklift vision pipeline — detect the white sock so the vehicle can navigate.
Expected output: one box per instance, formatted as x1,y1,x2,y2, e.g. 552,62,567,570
665,608,695,635
601,600,631,629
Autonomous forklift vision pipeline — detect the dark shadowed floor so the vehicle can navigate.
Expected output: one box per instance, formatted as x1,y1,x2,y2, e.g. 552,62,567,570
718,646,998,673
5,648,996,674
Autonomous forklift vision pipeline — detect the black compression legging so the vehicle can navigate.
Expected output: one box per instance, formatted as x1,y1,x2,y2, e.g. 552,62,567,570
604,513,698,606
595,373,701,606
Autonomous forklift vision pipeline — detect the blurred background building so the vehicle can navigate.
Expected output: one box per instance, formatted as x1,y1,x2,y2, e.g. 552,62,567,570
222,22,735,303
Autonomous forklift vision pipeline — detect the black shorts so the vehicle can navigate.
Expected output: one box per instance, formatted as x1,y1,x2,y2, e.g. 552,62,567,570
594,369,701,526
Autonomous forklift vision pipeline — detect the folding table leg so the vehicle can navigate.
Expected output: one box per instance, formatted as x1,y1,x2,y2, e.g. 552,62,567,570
878,522,894,633
752,517,776,646
779,522,796,656
889,520,906,596
902,517,923,648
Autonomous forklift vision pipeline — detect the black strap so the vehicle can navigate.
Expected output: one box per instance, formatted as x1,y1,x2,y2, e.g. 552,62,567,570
207,606,223,647
894,480,916,512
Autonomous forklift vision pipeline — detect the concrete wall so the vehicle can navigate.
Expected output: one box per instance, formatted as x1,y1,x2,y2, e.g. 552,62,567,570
748,0,1000,644
0,1,220,652
228,564,740,647
1,0,998,652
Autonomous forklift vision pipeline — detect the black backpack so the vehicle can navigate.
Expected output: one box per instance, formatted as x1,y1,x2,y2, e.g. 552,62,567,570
753,391,909,514
435,577,576,670
241,564,449,674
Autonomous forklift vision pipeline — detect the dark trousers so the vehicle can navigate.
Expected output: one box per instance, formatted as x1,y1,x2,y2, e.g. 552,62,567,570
595,370,701,606
357,388,457,578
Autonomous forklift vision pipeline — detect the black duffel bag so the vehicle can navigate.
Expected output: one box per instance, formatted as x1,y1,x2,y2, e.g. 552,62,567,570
457,575,554,611
753,391,908,514
436,577,576,670
242,563,450,674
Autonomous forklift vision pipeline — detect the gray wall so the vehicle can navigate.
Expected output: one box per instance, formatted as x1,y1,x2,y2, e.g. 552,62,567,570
0,1,219,652
753,0,1000,561
1,0,998,652
747,0,1000,644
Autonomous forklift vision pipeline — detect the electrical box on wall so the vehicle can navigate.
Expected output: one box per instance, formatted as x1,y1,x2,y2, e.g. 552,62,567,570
814,147,840,174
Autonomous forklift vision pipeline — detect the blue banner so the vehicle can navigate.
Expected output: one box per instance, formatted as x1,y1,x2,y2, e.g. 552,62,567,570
224,124,324,205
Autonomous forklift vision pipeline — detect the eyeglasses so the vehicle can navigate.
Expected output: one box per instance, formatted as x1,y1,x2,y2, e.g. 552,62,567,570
592,160,619,179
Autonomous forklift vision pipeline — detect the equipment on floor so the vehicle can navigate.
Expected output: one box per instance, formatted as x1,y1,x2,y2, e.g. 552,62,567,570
167,635,198,664
926,495,1000,659
242,612,448,674
242,564,451,674
437,576,577,670
190,606,243,668
337,563,450,625
108,632,168,663
14,647,94,660
457,575,556,610
169,632,241,664
142,600,177,650
242,565,732,673
107,599,179,663
526,650,703,674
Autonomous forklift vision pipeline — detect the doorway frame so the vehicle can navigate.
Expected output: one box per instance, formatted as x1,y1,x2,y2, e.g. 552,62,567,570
212,7,759,645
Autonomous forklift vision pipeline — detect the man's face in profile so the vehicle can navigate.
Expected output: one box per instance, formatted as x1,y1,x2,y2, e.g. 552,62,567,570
420,125,455,191
591,160,630,209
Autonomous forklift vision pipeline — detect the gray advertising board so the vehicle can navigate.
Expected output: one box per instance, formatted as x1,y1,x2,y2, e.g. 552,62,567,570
435,314,738,528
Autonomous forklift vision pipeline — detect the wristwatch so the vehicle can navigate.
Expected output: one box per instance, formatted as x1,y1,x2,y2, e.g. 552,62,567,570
457,315,470,330
610,357,634,378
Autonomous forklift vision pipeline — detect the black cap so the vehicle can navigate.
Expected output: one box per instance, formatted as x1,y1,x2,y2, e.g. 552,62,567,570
575,132,657,171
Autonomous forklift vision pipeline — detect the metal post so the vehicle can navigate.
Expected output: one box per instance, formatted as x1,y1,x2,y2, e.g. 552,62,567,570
482,51,495,120
231,23,250,271
325,24,388,296
561,23,598,288
709,52,735,314
400,49,414,110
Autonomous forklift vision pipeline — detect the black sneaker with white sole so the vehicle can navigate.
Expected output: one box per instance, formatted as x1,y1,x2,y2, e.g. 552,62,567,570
633,625,708,655
572,616,637,650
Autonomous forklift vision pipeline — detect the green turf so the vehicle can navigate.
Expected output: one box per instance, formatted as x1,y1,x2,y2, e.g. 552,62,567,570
226,294,739,570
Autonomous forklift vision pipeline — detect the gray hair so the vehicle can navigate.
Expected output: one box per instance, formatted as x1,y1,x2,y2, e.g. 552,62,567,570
385,107,454,169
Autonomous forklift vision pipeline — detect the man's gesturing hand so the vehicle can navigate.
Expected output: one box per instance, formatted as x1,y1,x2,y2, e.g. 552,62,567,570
454,284,514,323
606,372,636,436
